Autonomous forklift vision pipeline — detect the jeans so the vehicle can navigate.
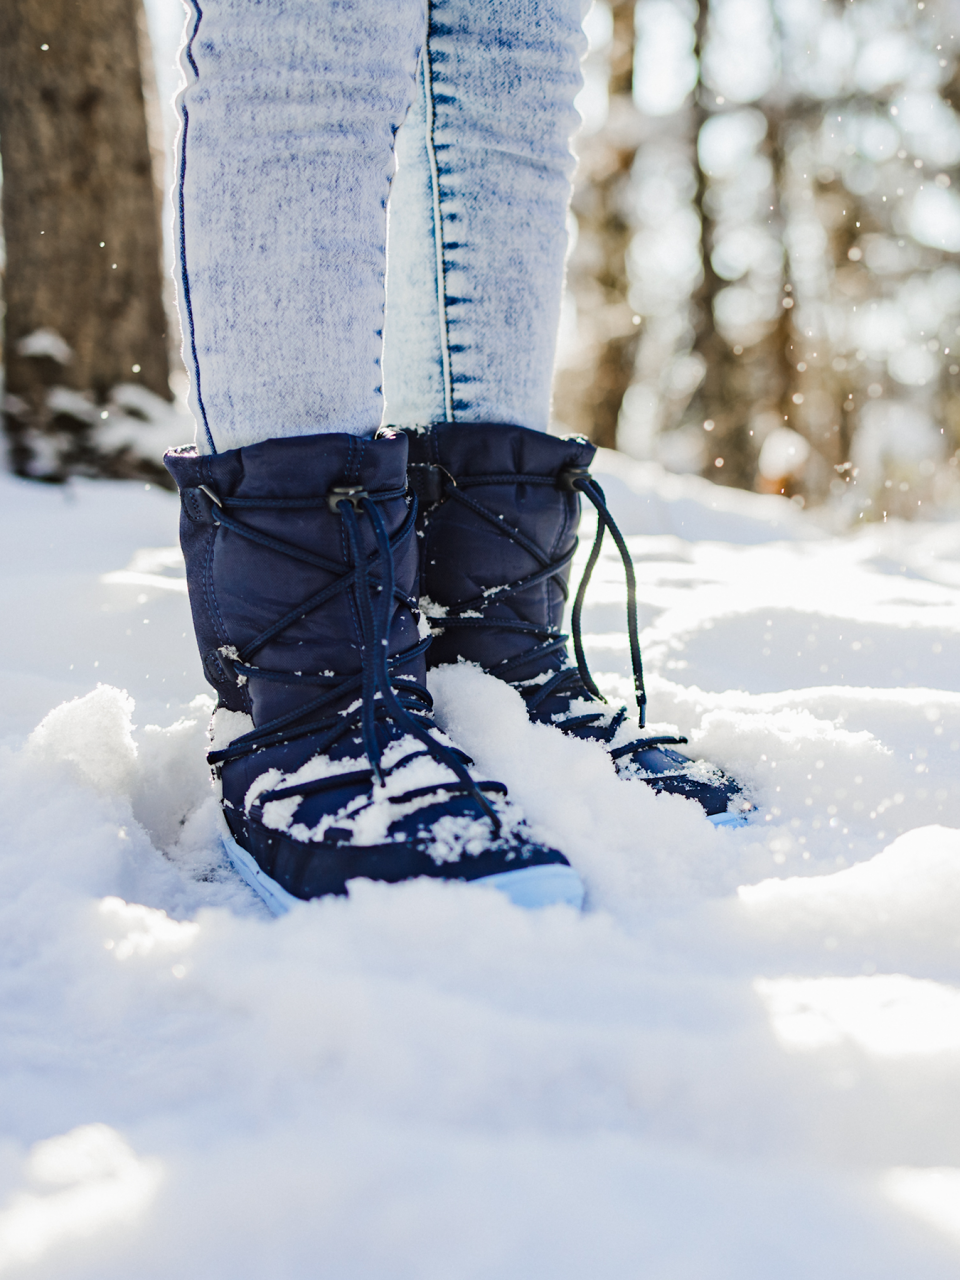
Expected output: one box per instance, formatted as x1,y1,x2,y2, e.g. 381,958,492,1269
175,0,588,454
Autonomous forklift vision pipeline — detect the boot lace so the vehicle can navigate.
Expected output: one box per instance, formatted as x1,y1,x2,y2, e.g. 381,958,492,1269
412,464,688,759
199,481,503,830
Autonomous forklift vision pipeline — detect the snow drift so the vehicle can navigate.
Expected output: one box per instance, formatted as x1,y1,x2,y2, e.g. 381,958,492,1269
1,450,960,1277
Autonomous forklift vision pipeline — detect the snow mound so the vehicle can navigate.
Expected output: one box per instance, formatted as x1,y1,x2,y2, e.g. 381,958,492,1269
2,462,960,1275
591,447,816,542
741,826,960,942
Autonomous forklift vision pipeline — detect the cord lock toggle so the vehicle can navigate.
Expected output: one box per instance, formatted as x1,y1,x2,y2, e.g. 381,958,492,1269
327,486,369,513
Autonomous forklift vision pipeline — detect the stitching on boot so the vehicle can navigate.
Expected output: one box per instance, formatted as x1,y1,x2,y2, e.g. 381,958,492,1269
182,487,205,523
346,435,361,485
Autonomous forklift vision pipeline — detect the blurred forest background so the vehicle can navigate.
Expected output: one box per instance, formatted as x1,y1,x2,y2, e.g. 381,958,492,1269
2,0,960,521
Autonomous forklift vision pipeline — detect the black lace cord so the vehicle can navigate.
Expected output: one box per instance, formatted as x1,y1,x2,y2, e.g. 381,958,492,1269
338,498,382,774
210,495,418,663
567,488,609,705
348,496,502,831
208,657,432,768
446,471,692,758
203,483,502,834
206,489,427,767
256,746,476,805
423,489,574,658
609,736,688,759
570,476,647,727
424,467,648,729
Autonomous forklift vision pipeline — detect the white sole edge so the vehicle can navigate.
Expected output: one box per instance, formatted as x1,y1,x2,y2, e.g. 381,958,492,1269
220,818,301,915
473,863,586,910
218,816,585,916
708,810,754,828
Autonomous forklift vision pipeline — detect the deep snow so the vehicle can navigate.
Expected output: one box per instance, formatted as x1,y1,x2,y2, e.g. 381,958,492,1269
2,451,960,1277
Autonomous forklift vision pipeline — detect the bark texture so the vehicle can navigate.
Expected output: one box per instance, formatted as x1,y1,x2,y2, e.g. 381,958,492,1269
554,0,641,449
683,0,753,490
0,0,170,479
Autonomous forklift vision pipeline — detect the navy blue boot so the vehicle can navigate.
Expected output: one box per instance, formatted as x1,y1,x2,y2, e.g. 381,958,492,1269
403,422,753,826
164,431,583,911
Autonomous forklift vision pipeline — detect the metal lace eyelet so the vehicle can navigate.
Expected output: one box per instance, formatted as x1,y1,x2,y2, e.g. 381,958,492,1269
198,483,223,507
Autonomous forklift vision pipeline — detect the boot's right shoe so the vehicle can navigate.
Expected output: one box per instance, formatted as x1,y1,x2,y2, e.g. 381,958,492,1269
165,432,582,914
403,423,754,827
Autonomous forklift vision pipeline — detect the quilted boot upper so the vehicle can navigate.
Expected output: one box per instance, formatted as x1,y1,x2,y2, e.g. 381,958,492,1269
404,422,750,819
167,432,423,721
165,431,573,898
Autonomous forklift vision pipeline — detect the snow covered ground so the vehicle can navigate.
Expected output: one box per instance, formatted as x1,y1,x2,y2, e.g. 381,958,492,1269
2,451,960,1277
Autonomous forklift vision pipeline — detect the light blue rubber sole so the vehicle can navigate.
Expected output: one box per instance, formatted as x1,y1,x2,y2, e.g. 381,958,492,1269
707,810,754,828
474,863,585,910
221,820,301,915
219,817,585,916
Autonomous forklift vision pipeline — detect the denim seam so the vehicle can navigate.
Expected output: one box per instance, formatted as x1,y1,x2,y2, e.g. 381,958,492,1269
421,14,454,422
177,2,215,455
199,452,245,706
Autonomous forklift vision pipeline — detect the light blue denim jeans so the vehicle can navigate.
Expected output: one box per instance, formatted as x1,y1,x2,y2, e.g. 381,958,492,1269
175,0,588,453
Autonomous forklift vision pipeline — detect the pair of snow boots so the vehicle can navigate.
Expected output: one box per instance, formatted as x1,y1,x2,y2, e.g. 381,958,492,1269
165,423,749,913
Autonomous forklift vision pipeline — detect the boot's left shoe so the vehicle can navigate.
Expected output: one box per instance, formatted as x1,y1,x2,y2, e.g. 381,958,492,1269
165,430,583,912
403,422,753,827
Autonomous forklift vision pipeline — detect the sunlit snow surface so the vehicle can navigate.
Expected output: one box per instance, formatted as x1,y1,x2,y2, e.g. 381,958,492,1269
2,449,960,1277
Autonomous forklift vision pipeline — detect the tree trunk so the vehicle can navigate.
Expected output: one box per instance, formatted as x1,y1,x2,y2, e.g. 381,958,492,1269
0,0,170,481
684,5,794,492
684,0,754,489
554,0,641,450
